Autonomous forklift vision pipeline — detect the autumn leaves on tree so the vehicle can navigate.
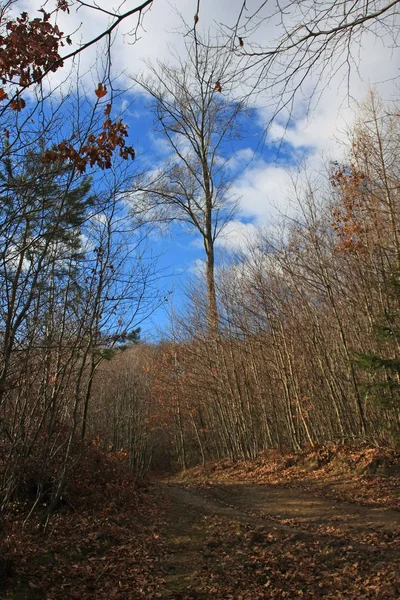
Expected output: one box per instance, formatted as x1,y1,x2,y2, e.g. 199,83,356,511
0,1,135,174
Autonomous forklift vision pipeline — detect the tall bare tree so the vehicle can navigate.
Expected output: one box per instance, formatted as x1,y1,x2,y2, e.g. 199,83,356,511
132,33,247,334
143,95,400,467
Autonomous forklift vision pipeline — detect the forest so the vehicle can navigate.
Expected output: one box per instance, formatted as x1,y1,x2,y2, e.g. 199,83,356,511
0,1,399,598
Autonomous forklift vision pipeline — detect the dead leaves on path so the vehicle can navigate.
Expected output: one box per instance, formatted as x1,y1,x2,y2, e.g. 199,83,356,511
178,515,399,599
3,500,165,599
166,446,400,599
2,445,399,599
180,446,400,510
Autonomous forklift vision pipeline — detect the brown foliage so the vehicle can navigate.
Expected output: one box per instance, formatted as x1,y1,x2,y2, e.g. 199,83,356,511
0,6,135,172
0,11,65,88
330,162,366,253
43,106,135,174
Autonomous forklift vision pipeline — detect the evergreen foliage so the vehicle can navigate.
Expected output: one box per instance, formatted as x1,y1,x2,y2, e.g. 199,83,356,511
354,274,400,410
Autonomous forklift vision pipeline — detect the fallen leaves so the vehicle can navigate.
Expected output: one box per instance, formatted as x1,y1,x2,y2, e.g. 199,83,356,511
1,448,164,599
2,445,399,598
174,512,400,599
157,446,399,597
178,445,400,510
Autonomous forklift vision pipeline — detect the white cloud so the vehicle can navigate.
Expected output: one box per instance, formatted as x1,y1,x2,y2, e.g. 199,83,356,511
216,220,259,253
13,1,400,248
224,148,255,172
15,2,399,140
189,258,206,277
258,30,399,155
231,159,297,223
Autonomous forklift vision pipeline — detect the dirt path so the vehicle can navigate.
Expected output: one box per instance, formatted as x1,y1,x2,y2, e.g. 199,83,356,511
156,481,400,599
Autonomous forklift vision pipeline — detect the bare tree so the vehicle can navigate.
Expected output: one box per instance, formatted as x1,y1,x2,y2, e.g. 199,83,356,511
132,33,247,333
144,95,400,467
193,1,400,124
0,137,161,519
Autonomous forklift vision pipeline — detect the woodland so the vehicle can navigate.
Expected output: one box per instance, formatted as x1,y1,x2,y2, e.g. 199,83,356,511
0,1,399,598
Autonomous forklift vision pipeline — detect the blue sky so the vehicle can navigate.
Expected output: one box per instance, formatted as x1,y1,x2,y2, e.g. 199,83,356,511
15,1,400,338
126,91,306,337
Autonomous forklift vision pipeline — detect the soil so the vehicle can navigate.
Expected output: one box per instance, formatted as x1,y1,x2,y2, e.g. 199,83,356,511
155,480,400,599
3,450,400,599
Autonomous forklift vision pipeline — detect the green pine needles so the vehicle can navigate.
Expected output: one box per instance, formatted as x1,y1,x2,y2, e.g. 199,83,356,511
353,273,400,411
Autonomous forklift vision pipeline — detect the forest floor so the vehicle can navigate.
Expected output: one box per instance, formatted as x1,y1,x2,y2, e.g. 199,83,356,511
156,480,399,599
2,447,400,599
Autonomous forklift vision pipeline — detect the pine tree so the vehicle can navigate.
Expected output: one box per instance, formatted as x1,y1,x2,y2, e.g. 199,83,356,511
0,148,95,406
354,273,400,411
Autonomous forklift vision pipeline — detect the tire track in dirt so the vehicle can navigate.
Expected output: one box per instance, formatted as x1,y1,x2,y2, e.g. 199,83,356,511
156,481,400,599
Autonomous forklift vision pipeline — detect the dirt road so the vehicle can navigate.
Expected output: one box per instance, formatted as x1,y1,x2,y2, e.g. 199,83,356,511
156,481,400,599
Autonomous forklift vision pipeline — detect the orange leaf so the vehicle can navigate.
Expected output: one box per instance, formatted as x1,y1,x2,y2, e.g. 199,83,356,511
95,83,107,98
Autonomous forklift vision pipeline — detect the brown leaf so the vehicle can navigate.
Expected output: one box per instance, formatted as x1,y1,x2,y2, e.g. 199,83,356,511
10,97,26,110
95,83,107,99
